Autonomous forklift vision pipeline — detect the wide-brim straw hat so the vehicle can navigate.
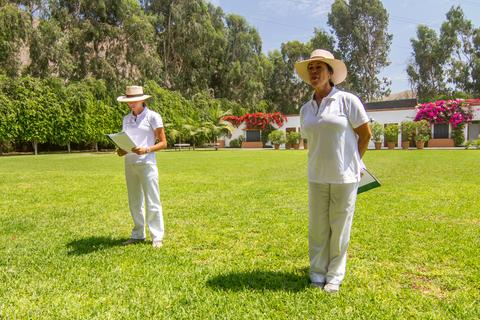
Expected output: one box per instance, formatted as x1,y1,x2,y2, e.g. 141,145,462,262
117,85,151,102
294,49,347,85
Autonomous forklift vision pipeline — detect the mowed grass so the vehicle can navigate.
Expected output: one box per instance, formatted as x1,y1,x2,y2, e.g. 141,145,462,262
0,149,479,319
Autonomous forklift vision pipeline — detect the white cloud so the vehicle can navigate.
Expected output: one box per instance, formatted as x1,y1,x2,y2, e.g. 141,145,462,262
259,0,334,18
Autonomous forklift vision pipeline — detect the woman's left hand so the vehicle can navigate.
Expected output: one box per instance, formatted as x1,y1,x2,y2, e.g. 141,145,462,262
131,147,149,155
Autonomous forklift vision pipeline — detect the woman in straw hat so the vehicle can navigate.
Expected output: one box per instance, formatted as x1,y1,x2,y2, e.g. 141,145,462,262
117,85,167,248
295,49,372,293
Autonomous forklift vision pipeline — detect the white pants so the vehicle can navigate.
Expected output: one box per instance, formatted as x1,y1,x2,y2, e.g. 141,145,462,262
125,163,164,241
308,182,358,285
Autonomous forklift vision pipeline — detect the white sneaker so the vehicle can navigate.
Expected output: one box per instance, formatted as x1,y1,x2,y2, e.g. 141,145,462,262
152,240,163,248
323,283,340,293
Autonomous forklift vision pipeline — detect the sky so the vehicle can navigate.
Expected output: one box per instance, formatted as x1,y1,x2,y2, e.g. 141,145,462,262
206,0,480,94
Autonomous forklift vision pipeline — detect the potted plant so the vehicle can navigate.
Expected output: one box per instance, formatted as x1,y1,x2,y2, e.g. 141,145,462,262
400,121,416,150
415,120,431,149
384,124,399,149
286,131,301,150
268,130,286,150
370,121,384,150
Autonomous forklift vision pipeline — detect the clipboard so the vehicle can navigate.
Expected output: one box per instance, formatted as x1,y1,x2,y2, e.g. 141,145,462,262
358,168,381,194
106,132,137,153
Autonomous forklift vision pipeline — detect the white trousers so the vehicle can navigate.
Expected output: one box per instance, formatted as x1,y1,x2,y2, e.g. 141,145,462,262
125,163,164,241
308,181,358,285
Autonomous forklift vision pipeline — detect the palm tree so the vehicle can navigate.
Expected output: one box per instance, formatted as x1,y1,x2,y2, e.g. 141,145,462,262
206,109,235,144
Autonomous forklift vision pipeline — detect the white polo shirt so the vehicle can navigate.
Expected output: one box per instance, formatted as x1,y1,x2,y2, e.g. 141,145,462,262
122,107,163,165
300,87,369,184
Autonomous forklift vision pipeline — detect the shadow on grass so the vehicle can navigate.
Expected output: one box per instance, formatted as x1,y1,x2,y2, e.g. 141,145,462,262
207,268,310,292
66,236,127,255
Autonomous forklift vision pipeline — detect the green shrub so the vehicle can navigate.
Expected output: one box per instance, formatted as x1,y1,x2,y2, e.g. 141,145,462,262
452,124,466,146
400,121,416,142
286,131,301,145
228,136,244,148
371,121,384,143
464,138,480,149
268,130,286,145
384,124,399,143
415,120,431,142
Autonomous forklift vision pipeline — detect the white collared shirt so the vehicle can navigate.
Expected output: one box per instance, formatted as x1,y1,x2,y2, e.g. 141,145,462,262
122,107,163,165
300,87,369,184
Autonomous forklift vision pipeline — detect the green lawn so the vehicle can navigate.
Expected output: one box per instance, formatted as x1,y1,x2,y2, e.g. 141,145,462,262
1,150,479,319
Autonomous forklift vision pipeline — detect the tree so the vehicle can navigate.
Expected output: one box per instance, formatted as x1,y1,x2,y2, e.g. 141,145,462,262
265,41,310,114
440,6,479,96
0,2,30,76
7,76,57,155
265,29,335,114
0,77,17,154
10,0,46,22
146,0,227,95
48,0,160,87
328,0,392,101
407,25,449,101
215,14,266,108
28,19,74,78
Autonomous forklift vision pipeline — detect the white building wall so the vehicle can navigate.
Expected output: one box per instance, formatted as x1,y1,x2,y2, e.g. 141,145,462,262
224,122,246,146
279,115,301,131
280,110,417,149
224,104,480,148
366,109,417,148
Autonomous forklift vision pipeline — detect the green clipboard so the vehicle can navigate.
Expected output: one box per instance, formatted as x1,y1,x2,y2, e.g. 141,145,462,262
357,168,381,194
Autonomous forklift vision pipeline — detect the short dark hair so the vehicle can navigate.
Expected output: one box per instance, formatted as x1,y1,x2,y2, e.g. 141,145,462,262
326,64,335,87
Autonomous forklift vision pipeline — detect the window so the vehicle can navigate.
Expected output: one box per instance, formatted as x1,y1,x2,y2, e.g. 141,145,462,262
468,121,480,140
245,130,261,142
433,124,449,139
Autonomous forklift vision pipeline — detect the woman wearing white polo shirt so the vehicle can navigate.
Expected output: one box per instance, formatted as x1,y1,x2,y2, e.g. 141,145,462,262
116,86,167,248
295,50,371,293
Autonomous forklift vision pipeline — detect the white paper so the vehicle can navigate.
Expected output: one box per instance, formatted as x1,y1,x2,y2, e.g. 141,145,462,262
358,167,381,194
359,168,376,186
107,132,136,153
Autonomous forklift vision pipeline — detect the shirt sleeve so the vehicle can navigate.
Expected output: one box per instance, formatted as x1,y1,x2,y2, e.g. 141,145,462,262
347,94,369,129
299,104,307,139
149,112,164,129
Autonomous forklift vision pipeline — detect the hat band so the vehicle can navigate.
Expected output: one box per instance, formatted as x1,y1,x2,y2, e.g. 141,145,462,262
126,93,145,97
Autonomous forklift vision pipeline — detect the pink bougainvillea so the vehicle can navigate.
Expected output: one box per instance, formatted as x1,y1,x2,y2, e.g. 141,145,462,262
414,99,474,128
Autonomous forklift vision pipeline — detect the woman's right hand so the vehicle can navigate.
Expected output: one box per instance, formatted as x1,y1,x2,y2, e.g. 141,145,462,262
116,148,127,156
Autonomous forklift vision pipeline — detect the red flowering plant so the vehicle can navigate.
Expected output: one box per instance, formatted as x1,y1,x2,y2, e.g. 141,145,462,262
414,99,475,146
223,112,287,129
222,115,243,127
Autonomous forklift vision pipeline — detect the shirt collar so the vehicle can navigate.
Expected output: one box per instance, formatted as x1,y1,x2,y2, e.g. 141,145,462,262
130,106,148,121
311,87,339,103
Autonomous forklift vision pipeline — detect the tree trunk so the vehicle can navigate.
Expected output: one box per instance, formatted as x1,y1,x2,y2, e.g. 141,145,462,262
95,142,99,152
33,141,38,155
67,142,71,153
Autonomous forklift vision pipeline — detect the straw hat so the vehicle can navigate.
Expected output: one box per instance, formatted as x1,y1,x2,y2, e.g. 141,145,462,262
294,49,347,85
117,86,151,102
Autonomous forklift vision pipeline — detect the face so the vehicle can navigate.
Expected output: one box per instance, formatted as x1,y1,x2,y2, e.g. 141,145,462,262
307,61,332,88
127,100,144,115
